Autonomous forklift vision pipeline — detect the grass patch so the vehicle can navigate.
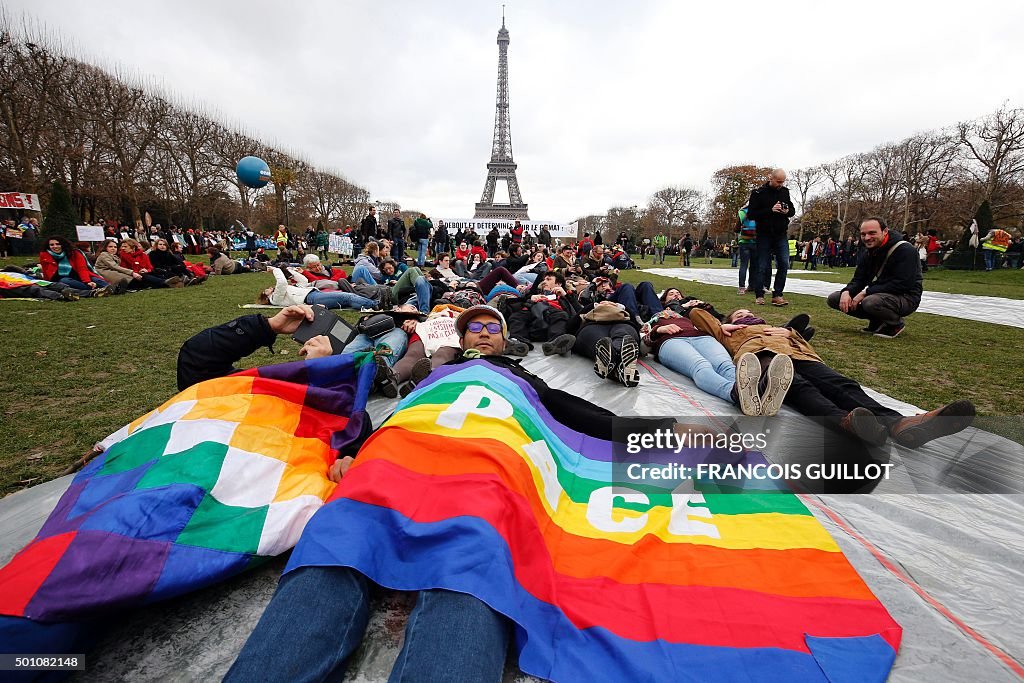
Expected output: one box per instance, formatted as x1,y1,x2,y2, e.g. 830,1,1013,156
1,254,1021,496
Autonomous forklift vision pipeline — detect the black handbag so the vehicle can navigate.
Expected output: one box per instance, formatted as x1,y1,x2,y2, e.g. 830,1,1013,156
357,313,395,339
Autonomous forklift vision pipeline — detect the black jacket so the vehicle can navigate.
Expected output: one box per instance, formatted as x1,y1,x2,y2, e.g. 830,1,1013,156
747,182,796,238
387,217,405,240
177,314,276,390
360,214,377,240
842,231,923,302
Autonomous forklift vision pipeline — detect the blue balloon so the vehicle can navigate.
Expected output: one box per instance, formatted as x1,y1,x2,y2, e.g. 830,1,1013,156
236,156,272,189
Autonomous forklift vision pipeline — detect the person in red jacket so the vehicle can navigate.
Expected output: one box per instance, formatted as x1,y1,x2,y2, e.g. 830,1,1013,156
39,236,110,293
300,254,347,285
118,239,177,289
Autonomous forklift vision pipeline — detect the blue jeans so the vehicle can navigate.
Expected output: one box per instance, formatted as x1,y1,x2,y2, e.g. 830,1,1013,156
983,249,997,270
755,235,789,297
343,328,408,365
610,281,663,319
305,288,376,310
738,243,757,290
351,264,378,286
657,335,736,403
417,239,429,266
59,275,107,290
226,566,510,682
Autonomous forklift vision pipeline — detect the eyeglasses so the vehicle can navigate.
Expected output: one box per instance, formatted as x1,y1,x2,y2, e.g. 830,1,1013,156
466,321,502,334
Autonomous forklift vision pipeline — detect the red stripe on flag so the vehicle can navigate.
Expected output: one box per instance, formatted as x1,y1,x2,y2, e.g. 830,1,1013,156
0,532,77,616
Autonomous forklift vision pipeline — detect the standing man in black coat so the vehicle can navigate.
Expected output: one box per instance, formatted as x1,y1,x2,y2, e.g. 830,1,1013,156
387,209,406,260
747,168,796,307
827,217,922,338
359,206,378,245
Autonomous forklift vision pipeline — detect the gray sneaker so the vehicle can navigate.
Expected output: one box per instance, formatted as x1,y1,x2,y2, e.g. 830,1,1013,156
542,333,576,356
504,338,530,357
734,352,762,416
593,337,613,379
759,354,794,417
410,357,433,385
617,336,641,388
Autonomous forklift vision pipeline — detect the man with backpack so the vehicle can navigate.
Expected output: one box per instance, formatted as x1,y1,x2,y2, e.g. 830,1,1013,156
736,207,758,294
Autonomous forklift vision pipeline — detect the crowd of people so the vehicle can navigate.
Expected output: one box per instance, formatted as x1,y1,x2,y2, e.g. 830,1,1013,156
0,234,217,301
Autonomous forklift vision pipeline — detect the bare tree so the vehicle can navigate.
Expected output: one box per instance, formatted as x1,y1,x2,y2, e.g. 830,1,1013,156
957,105,1024,204
821,155,868,241
788,166,823,240
647,186,705,242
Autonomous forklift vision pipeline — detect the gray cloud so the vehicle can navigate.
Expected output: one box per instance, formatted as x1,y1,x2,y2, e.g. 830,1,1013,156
8,0,1024,221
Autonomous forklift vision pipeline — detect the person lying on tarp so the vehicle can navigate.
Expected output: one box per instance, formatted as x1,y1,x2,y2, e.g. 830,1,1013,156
176,305,338,391
500,270,581,357
225,303,683,683
692,307,976,448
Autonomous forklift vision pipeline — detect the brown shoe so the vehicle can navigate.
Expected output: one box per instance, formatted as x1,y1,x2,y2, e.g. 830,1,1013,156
771,296,789,306
839,408,888,446
889,400,976,449
755,297,766,305
165,276,184,288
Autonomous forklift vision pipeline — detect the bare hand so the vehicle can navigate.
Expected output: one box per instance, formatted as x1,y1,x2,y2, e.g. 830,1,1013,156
268,304,316,335
132,273,142,280
851,291,866,310
660,323,682,335
88,281,97,289
299,335,334,359
763,327,792,337
839,291,853,313
401,318,418,333
328,456,354,483
772,202,783,213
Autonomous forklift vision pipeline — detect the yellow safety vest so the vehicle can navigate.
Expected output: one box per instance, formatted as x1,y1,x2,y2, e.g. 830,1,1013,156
788,240,798,257
983,229,1010,252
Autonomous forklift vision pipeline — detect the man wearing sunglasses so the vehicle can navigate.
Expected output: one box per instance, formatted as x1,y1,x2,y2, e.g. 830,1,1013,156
456,304,509,356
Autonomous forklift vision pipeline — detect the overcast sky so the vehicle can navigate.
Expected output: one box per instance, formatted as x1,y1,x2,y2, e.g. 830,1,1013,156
8,0,1024,221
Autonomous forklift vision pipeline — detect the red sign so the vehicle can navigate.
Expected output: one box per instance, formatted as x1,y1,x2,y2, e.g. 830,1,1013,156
0,192,42,212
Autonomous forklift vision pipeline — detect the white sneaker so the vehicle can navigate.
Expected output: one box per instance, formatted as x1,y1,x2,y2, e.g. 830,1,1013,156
759,354,794,416
734,352,762,415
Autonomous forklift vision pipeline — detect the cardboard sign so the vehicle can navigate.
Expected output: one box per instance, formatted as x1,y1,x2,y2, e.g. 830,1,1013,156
76,225,106,242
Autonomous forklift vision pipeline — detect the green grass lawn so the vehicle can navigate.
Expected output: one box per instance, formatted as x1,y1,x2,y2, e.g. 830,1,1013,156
1,253,1022,496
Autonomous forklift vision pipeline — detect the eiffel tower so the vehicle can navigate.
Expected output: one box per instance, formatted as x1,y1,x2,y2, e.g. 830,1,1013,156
474,12,529,220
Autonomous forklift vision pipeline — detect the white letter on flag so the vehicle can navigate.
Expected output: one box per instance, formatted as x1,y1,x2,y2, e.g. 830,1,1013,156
436,385,514,430
586,487,648,533
523,440,563,512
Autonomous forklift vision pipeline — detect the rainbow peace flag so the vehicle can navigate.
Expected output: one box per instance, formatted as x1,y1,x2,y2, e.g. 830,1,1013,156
0,353,374,646
290,359,902,682
0,271,52,289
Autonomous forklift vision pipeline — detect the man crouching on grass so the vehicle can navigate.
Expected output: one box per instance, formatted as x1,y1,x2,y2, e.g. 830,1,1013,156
827,217,922,339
